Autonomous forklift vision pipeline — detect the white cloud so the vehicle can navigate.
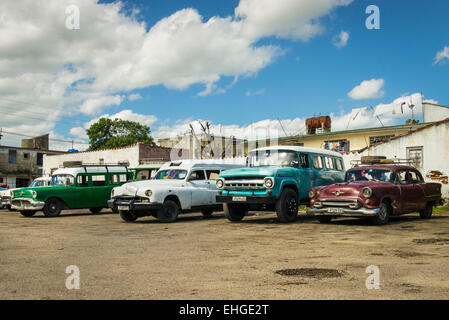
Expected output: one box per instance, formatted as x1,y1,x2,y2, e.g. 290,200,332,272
246,89,266,96
0,0,354,146
152,93,424,141
332,30,349,48
79,95,124,115
235,0,353,41
433,46,449,65
128,93,142,101
348,78,385,100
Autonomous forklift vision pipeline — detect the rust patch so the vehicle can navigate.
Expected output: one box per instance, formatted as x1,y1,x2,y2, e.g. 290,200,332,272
426,170,448,184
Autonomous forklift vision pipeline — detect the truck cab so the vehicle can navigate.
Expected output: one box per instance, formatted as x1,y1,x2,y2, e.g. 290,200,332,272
216,146,345,222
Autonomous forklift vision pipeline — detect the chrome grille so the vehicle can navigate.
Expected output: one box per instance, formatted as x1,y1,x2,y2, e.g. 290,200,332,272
319,198,360,209
224,179,265,189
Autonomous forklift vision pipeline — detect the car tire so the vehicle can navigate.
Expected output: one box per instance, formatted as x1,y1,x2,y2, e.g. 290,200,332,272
43,198,63,217
201,209,213,217
119,210,137,222
157,199,180,223
316,216,333,224
89,207,103,214
275,188,299,223
371,201,391,225
223,203,247,221
419,203,433,219
20,210,37,217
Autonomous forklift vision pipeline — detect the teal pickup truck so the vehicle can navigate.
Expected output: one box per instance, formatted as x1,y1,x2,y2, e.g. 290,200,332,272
216,146,345,223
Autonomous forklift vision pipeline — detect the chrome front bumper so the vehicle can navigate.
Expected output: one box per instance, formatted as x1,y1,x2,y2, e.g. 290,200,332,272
11,198,45,211
307,207,380,217
1,197,11,206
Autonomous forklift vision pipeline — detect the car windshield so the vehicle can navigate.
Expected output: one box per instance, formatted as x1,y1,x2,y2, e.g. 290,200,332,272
29,180,44,187
248,150,298,168
346,169,396,183
154,169,188,180
51,174,75,186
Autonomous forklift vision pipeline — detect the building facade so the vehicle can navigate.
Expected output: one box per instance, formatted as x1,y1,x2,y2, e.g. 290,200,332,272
0,144,66,188
43,143,176,175
343,118,449,199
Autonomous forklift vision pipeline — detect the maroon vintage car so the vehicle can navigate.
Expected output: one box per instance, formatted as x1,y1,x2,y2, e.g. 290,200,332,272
307,165,443,225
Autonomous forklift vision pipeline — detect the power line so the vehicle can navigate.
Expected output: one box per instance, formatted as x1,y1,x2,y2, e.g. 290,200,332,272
1,129,88,145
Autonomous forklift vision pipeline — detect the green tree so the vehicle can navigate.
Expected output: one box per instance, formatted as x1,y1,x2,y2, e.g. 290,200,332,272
86,118,155,150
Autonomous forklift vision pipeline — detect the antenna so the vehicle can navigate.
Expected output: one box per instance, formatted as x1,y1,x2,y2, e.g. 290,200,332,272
277,118,288,137
409,95,415,119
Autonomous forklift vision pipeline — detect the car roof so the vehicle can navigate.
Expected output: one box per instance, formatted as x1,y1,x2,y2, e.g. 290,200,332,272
250,145,342,157
159,158,246,171
52,166,129,176
348,165,416,171
34,177,52,182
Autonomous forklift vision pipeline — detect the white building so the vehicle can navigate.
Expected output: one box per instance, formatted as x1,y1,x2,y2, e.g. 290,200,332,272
344,118,449,199
43,143,174,176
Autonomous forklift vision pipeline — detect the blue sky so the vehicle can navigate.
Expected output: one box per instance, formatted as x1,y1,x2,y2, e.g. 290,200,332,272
1,0,448,150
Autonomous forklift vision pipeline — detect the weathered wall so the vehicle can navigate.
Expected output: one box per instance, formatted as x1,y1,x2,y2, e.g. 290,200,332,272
42,143,174,175
43,144,141,175
344,121,449,199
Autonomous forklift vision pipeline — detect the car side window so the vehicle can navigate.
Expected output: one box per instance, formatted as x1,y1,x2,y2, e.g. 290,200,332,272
206,170,220,180
77,174,89,187
189,170,206,181
409,170,423,183
299,154,309,168
398,171,409,185
312,156,323,169
325,157,335,170
92,174,106,186
336,158,343,171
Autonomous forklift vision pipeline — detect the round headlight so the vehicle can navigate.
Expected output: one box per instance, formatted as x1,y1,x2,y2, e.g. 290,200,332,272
145,189,152,197
308,190,316,198
31,190,37,198
264,177,274,189
362,187,372,198
111,189,115,197
216,179,224,189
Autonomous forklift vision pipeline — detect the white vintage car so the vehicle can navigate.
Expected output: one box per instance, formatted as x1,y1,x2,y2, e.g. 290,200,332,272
108,159,246,222
0,177,52,210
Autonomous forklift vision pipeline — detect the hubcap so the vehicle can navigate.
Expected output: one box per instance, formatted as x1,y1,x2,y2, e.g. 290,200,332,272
287,197,297,215
379,206,387,220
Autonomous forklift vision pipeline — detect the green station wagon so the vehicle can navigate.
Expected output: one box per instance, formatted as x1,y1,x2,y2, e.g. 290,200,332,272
11,164,131,217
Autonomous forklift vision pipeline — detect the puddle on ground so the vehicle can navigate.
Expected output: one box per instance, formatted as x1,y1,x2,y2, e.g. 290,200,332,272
275,268,345,279
394,251,428,258
412,238,449,245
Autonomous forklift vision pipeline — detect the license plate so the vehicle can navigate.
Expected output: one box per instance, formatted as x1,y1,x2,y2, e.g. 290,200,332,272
327,207,344,214
118,205,129,211
232,196,247,202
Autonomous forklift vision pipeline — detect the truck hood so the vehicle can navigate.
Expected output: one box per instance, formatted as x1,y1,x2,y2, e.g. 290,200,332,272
220,166,291,178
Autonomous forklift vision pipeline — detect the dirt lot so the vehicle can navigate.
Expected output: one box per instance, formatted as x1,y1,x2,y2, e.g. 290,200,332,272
1,207,449,300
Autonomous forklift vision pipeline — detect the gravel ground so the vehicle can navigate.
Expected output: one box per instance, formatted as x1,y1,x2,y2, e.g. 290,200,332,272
1,207,449,299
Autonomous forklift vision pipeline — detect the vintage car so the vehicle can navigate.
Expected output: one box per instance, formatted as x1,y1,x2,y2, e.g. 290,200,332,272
10,164,131,217
108,159,246,222
216,146,346,223
307,164,443,225
0,177,52,211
